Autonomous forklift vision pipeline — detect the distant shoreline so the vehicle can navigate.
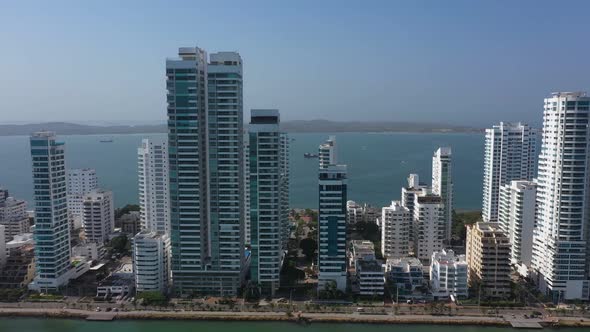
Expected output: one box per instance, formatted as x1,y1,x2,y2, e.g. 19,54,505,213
0,121,484,137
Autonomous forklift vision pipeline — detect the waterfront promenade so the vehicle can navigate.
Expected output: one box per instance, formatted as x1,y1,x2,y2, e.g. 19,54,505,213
0,302,588,328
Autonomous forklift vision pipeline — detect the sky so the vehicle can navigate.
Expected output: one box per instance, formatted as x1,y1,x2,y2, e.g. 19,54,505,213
0,0,589,127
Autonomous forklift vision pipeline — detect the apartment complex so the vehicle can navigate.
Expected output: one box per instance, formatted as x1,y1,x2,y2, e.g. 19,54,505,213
133,230,170,294
318,137,348,291
381,201,411,259
28,132,72,291
466,222,511,298
482,122,536,222
138,137,170,234
498,180,536,275
82,189,114,243
412,189,444,265
430,249,468,299
166,47,244,296
0,190,29,240
432,147,453,242
67,168,98,229
532,92,590,300
248,109,287,295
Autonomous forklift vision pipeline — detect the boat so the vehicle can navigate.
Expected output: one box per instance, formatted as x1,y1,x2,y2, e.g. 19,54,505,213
99,138,113,143
304,153,318,158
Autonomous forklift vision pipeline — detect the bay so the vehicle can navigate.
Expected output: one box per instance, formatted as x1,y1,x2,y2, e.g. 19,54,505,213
0,132,484,210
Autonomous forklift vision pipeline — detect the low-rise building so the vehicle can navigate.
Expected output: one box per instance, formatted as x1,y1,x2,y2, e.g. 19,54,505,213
349,240,376,268
120,211,141,235
133,231,170,294
96,263,134,298
466,222,511,298
0,192,30,240
6,233,34,251
0,245,35,289
384,257,427,300
72,242,106,261
356,260,384,296
430,249,468,299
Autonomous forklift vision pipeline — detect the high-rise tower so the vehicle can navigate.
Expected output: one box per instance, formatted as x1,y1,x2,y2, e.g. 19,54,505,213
166,47,244,296
482,122,536,222
28,132,72,291
532,92,590,300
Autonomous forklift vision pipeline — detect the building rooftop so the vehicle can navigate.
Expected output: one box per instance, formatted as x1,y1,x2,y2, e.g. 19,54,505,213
358,259,384,272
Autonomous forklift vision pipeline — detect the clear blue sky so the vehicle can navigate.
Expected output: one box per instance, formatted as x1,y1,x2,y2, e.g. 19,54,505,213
1,0,589,126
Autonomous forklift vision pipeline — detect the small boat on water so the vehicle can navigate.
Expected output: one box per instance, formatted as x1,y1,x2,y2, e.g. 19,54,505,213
304,153,318,158
99,138,114,143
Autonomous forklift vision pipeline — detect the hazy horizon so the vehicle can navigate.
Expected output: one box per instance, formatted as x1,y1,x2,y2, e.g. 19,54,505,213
1,0,589,127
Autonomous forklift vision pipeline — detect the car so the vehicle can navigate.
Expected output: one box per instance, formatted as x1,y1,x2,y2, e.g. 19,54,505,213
95,307,101,312
356,307,365,312
106,308,112,312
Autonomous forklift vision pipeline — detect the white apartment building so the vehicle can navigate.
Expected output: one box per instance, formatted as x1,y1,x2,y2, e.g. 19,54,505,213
72,242,106,261
532,92,590,301
0,225,6,269
319,136,337,169
138,137,170,234
381,201,411,259
67,168,98,229
243,133,251,245
482,122,536,222
401,173,425,239
498,180,536,276
430,249,468,299
82,189,114,243
412,189,444,265
432,147,453,242
0,191,29,240
133,230,170,294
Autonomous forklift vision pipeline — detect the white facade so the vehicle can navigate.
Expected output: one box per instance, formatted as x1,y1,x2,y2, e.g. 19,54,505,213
82,189,115,243
133,230,170,294
412,189,444,265
0,193,29,240
138,137,170,234
498,180,536,275
430,249,468,299
401,173,425,239
432,147,453,242
532,92,590,300
67,168,98,228
0,225,6,269
381,201,411,259
72,242,105,261
482,122,536,222
243,133,251,245
279,133,290,251
318,136,337,169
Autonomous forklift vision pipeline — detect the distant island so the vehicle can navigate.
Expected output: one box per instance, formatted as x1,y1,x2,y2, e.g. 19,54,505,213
0,120,482,136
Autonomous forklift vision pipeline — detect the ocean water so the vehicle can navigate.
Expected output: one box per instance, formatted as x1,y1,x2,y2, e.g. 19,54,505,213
0,132,484,210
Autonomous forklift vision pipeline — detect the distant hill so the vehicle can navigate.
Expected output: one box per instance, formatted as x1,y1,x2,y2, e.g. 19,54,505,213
0,120,482,136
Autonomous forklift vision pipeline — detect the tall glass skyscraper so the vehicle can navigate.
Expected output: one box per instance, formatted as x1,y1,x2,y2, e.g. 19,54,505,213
432,147,453,242
248,109,288,295
532,92,590,301
317,137,348,291
166,47,244,296
29,131,72,291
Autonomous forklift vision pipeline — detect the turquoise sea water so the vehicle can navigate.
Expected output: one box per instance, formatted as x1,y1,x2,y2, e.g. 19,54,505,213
0,132,485,210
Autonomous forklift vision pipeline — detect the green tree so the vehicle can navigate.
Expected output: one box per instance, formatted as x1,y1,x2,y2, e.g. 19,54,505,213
299,238,317,261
